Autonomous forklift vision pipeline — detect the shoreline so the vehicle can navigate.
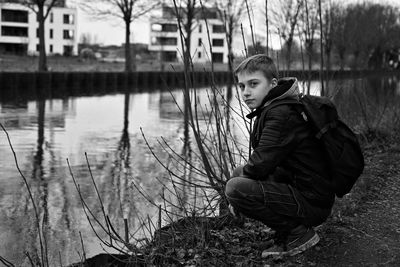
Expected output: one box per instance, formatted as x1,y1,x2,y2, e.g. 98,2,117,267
0,70,398,99
69,138,400,266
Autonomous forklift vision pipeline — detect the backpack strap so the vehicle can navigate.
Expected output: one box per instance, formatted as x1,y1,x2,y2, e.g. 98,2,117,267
262,99,309,123
316,121,338,139
246,99,303,119
262,99,303,113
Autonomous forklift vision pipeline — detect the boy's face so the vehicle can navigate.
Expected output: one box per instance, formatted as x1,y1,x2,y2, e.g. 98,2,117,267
237,70,277,109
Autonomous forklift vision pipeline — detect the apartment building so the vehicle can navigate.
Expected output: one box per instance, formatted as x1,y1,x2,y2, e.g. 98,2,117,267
148,6,228,63
0,1,77,56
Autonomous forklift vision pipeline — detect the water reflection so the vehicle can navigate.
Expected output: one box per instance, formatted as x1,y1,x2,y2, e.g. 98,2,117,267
0,74,400,265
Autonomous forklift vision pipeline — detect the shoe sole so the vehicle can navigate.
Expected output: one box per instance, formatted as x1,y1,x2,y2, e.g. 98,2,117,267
261,233,320,258
287,232,320,256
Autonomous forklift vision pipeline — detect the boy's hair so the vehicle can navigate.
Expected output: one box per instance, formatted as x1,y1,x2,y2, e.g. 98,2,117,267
234,54,279,81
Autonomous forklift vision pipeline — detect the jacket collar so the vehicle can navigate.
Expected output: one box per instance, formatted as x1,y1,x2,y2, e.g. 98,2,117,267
246,77,300,119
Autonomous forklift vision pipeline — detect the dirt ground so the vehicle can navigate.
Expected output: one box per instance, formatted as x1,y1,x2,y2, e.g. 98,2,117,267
151,141,400,267
286,143,400,267
75,141,400,267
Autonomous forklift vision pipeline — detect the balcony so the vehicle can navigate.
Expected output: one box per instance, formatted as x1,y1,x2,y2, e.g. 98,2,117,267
1,26,28,37
1,9,28,23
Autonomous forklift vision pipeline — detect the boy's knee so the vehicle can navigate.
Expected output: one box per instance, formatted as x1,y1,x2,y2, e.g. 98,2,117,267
225,176,255,200
225,177,241,199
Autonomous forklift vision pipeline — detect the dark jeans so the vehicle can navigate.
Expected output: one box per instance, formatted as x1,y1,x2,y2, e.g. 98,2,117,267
225,166,332,233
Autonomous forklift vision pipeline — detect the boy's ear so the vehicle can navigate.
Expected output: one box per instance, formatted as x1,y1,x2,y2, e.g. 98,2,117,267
271,78,278,87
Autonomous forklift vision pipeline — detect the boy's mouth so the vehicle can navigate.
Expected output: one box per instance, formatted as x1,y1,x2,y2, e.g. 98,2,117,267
245,99,255,104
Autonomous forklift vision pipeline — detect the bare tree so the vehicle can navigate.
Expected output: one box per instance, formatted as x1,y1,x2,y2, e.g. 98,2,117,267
318,0,324,95
170,0,214,155
269,0,303,70
362,3,400,69
321,0,334,73
17,0,63,71
168,0,204,66
330,3,347,70
299,0,319,92
214,0,245,74
345,4,365,70
82,0,159,72
80,32,99,45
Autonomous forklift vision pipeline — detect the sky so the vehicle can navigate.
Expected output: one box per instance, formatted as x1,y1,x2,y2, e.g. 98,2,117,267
72,0,400,47
76,8,150,45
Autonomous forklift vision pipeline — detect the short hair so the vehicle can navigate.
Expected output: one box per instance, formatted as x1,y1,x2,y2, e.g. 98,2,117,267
234,54,279,81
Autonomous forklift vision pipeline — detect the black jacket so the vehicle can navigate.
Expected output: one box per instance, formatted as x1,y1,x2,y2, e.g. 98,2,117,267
243,78,335,208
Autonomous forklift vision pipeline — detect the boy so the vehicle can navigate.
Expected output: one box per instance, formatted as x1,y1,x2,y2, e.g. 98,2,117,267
225,54,335,257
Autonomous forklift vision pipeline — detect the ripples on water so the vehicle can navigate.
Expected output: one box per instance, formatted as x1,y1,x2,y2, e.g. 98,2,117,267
0,75,399,265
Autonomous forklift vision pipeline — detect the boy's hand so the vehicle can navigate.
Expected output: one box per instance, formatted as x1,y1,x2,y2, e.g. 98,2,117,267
228,203,241,218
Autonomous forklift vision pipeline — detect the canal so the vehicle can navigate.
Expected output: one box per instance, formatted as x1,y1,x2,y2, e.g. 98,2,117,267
0,73,399,265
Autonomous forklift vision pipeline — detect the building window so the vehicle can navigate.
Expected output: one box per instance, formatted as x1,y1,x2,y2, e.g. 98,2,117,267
49,45,53,53
212,52,223,63
161,51,177,62
212,39,224,47
198,38,202,47
212,24,225,33
50,29,53,39
152,37,177,46
63,45,73,56
36,44,40,52
198,51,201,59
63,14,74,24
1,9,28,23
63,29,74,40
199,24,202,33
162,24,177,32
50,13,54,23
0,43,27,55
151,23,178,32
1,26,28,37
36,28,39,38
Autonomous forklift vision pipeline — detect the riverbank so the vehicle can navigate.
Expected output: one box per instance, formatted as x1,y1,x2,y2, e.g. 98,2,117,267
2,55,399,74
0,55,338,73
0,55,230,72
1,69,399,102
72,136,400,266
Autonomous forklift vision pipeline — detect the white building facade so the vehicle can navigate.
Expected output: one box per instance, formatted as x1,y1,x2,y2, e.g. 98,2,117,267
148,7,228,64
0,2,77,56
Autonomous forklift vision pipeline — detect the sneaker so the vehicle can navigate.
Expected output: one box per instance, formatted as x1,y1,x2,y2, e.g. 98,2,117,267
261,243,285,257
260,231,288,257
262,225,320,258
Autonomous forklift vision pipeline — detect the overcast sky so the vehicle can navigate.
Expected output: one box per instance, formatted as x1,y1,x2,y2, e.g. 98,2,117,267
73,0,400,47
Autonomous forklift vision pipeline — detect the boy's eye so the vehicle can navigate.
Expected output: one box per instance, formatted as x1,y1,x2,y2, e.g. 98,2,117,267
250,82,258,87
238,84,245,91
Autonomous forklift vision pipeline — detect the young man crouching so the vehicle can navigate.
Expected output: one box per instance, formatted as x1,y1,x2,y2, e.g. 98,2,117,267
225,54,335,257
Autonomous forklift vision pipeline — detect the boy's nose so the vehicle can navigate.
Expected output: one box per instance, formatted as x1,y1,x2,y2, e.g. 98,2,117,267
243,87,251,97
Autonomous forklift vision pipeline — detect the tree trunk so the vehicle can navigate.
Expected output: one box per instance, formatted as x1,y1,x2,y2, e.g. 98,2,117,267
38,6,47,71
338,49,345,70
326,49,331,73
286,38,293,71
125,20,132,72
307,43,313,94
326,48,331,94
307,44,313,72
183,6,194,154
227,22,234,74
265,0,269,56
353,51,359,70
318,0,324,97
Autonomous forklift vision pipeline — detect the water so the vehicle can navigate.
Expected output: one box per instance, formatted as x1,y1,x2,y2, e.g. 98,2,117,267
0,85,248,266
1,74,399,265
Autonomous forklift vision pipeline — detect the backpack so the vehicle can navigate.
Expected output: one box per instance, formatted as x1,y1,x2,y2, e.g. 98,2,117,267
266,94,365,198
